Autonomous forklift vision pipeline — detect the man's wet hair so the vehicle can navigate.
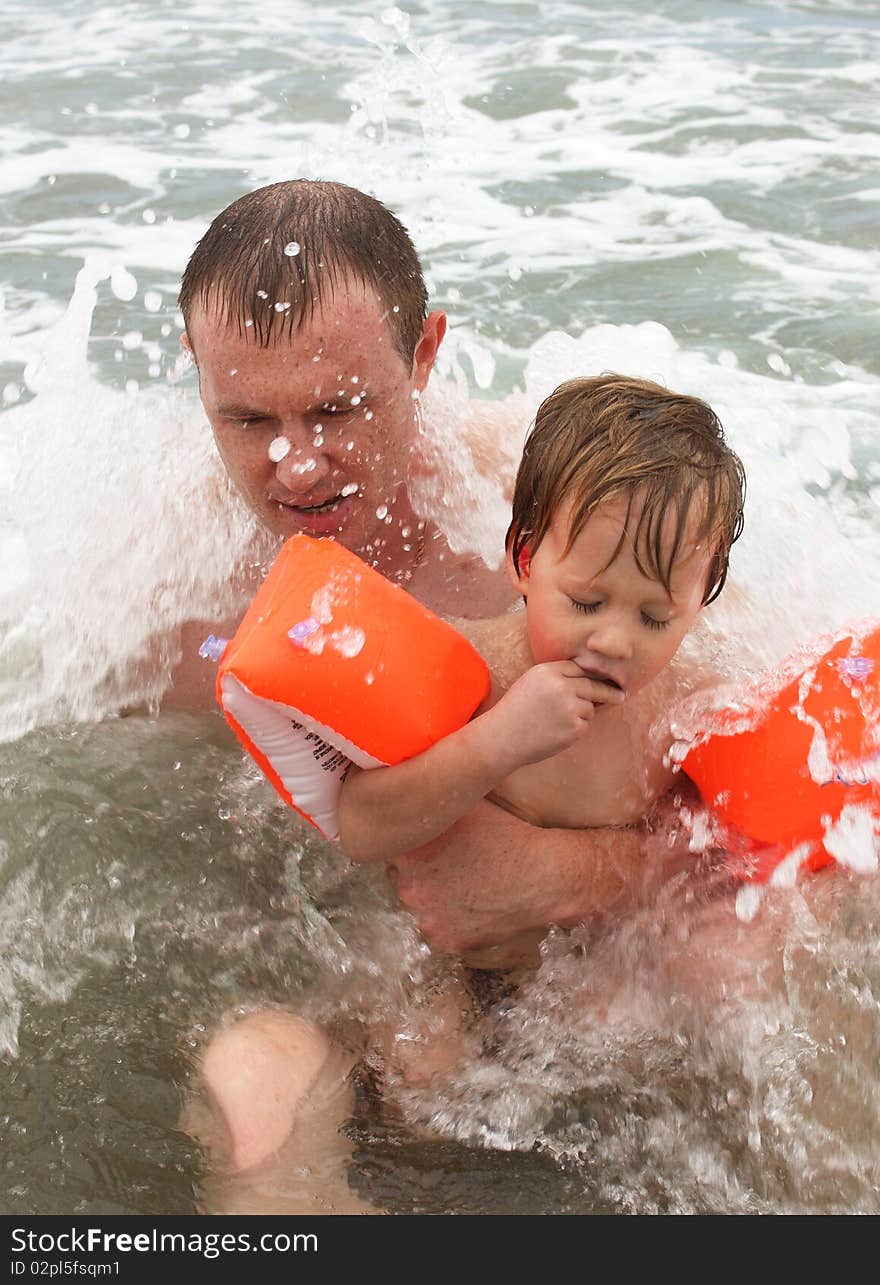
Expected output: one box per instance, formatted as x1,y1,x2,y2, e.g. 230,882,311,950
179,180,428,363
507,374,746,606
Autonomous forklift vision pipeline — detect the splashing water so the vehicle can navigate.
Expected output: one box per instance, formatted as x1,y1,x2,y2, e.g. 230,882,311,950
2,0,880,1216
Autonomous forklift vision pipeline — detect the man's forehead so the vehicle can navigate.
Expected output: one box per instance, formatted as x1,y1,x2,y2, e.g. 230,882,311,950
188,278,394,356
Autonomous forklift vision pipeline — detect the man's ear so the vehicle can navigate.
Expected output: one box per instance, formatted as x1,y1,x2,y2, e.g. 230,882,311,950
506,541,531,596
411,311,446,390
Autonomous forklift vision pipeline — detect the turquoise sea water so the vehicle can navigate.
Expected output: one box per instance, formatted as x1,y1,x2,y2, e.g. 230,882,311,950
1,0,879,1213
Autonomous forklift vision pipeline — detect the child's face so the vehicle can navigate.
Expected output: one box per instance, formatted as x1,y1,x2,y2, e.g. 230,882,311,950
508,492,712,700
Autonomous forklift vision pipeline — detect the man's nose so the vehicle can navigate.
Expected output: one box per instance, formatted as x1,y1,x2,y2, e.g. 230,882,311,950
272,421,332,484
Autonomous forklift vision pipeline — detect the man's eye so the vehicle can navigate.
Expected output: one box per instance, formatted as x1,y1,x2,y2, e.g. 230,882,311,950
318,402,364,418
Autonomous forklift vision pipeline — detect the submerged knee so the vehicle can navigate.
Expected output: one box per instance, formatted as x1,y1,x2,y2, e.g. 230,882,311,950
200,1009,333,1171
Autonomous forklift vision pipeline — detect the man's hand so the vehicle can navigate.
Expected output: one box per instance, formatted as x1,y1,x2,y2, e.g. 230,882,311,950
387,800,643,964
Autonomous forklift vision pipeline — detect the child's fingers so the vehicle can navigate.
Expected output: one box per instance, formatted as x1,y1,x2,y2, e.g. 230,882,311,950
575,676,625,706
556,660,626,704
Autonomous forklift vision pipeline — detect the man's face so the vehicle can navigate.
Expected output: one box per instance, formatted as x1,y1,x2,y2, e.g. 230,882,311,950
509,493,711,700
185,280,444,570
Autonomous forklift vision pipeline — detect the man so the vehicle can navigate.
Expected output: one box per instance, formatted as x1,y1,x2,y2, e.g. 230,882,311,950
178,181,645,1174
177,179,638,966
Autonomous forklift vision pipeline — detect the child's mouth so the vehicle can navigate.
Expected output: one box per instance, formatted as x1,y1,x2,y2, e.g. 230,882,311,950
578,666,625,695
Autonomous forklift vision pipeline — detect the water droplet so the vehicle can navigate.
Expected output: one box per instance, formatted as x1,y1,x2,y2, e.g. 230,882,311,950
330,626,366,658
839,656,874,683
110,265,137,301
144,290,162,313
364,410,374,421
288,617,321,647
767,352,791,376
173,123,190,138
142,208,156,224
268,436,291,462
376,504,388,520
256,289,268,299
198,632,228,663
122,330,143,350
274,301,291,313
341,483,359,496
351,395,361,406
283,241,301,257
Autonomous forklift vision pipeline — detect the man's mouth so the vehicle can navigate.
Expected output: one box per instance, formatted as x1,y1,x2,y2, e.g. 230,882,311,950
271,489,358,533
273,484,359,514
282,495,345,513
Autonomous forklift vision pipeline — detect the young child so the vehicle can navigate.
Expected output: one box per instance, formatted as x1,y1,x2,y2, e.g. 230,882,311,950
198,373,745,1185
337,373,746,861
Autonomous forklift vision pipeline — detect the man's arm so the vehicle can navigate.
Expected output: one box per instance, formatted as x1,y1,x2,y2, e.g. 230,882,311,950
387,800,646,966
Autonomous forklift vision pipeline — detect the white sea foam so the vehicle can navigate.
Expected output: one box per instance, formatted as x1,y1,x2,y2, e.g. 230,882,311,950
2,0,880,1208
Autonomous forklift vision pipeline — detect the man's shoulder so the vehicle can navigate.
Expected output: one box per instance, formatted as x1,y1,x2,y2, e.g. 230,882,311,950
161,616,242,712
425,383,529,501
458,393,530,499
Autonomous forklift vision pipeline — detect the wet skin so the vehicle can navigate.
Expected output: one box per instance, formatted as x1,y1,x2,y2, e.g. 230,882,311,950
184,281,446,584
511,495,712,699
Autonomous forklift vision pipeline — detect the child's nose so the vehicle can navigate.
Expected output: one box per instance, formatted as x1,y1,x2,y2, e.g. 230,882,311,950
587,618,633,661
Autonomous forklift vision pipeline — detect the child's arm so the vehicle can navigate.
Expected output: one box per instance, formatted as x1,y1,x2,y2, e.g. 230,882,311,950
337,660,624,862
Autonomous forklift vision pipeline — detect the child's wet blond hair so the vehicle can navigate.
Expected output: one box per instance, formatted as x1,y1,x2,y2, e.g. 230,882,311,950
507,374,746,604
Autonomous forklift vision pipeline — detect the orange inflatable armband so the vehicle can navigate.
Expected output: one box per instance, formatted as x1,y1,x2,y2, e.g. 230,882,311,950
684,623,880,881
214,535,490,840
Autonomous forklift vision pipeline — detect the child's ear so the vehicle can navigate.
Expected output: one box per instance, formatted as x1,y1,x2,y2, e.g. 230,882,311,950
506,542,531,595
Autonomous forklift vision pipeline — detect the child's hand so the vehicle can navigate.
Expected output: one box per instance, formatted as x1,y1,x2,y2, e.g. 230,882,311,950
486,660,625,768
